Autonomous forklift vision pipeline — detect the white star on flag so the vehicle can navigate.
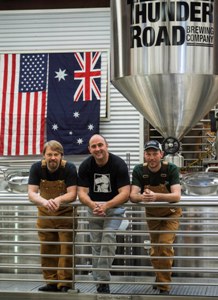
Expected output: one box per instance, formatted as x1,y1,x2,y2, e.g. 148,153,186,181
73,111,80,118
88,124,94,130
52,124,58,130
77,138,83,145
55,68,68,81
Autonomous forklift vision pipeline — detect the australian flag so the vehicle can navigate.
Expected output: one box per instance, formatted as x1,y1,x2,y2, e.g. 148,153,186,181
47,52,101,155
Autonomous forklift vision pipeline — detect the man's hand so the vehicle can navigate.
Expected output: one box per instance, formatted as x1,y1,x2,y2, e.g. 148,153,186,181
141,189,156,202
44,199,60,212
92,203,106,216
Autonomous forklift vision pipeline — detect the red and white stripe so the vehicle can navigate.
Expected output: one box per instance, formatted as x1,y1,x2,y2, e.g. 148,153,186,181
0,54,46,156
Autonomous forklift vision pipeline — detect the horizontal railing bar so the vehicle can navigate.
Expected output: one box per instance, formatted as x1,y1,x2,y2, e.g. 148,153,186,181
1,263,218,273
0,244,217,250
1,199,218,289
2,228,218,234
0,276,217,286
0,197,218,205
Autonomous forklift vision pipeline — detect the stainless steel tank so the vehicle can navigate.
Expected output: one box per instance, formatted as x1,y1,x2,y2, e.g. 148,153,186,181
175,202,218,278
0,172,40,274
110,0,218,141
0,202,40,274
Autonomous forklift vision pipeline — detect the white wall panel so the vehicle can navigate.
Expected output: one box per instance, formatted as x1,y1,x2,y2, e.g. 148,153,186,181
0,8,143,176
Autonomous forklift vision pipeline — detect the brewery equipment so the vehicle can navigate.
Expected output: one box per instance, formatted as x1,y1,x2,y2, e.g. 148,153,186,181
110,0,218,165
182,172,218,195
0,167,40,274
110,0,218,276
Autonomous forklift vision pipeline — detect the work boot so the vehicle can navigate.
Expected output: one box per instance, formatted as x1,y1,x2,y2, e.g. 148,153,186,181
97,283,110,293
38,284,59,292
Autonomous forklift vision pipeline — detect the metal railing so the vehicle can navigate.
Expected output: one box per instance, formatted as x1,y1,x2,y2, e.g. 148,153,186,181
1,196,218,291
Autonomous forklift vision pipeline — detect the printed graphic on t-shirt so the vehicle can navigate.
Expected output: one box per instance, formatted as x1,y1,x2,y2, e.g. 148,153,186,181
94,174,111,193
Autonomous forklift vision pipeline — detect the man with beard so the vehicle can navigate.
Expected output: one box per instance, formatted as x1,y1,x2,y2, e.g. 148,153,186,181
130,140,182,295
28,140,77,293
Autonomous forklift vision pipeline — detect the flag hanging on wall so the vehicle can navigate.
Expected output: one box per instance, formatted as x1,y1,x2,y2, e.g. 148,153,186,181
47,52,101,155
0,51,102,156
0,53,48,155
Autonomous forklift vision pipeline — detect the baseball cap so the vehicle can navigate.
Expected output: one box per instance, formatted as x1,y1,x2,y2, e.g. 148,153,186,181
144,140,162,151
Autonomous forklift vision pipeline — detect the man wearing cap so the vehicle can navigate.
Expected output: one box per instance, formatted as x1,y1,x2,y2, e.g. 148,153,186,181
130,140,182,295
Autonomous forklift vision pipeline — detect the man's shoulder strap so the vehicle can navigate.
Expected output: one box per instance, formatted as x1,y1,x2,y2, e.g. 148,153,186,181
161,161,168,174
41,159,47,179
60,160,67,168
143,161,168,185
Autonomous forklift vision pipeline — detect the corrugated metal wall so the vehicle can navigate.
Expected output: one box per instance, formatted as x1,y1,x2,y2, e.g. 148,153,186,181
0,8,143,174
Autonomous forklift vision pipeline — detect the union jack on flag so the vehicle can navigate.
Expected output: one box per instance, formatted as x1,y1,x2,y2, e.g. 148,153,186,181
74,52,101,101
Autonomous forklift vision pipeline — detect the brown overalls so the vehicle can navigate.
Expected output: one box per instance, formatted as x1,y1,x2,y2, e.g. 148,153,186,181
37,160,76,289
143,162,182,291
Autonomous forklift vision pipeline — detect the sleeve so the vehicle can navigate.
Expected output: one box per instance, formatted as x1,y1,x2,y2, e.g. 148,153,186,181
169,164,180,186
131,165,143,188
28,163,41,186
116,160,130,188
78,160,91,187
65,163,78,187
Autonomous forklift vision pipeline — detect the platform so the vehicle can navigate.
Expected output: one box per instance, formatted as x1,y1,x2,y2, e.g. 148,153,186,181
0,276,218,300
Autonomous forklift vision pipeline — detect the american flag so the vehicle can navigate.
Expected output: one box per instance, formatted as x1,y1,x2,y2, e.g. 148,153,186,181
0,53,47,155
47,52,101,155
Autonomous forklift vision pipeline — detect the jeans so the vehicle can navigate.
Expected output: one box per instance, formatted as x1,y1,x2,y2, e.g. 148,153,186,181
88,207,125,282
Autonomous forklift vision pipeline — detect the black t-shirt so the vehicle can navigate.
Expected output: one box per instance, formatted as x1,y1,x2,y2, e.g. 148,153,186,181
78,153,130,202
28,160,77,187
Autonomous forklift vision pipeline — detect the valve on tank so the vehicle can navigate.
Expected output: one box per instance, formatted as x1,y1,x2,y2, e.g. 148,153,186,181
163,137,184,168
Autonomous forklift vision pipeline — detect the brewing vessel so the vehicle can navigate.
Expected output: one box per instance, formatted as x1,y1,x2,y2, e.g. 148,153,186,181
111,0,218,141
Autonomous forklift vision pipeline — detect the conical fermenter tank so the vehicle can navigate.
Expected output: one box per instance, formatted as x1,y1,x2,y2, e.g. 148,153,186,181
110,0,218,150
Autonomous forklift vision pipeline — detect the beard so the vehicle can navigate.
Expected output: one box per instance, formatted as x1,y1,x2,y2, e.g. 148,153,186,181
47,160,59,171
